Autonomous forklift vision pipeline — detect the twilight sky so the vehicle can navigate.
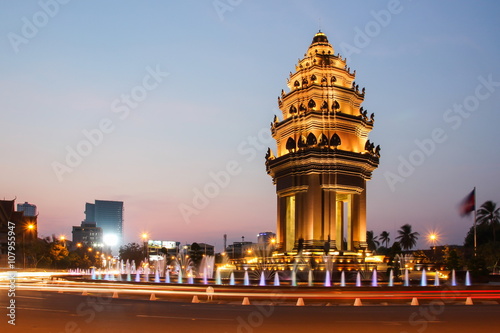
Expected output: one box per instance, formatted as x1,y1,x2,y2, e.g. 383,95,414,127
1,0,499,251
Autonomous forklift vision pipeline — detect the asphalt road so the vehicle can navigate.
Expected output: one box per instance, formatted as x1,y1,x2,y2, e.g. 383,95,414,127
2,289,500,333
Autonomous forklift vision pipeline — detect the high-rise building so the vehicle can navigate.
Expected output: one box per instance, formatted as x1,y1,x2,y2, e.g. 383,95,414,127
72,222,103,249
84,200,123,247
266,31,380,254
17,202,37,217
257,232,276,245
84,202,95,223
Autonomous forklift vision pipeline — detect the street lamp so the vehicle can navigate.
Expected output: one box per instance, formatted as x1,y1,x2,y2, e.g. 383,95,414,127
60,235,66,247
141,233,149,262
428,233,438,257
23,224,35,269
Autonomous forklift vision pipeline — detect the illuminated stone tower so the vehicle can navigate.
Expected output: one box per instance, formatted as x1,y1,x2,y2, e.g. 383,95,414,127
266,32,379,254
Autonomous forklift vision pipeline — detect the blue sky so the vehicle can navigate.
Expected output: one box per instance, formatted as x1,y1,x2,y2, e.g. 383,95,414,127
1,0,499,251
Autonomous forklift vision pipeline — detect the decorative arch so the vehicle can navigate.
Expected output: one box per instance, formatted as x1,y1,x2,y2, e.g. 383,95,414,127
289,105,297,114
286,137,296,152
330,133,341,147
311,74,317,82
332,100,340,110
318,134,329,146
294,80,300,87
308,99,316,109
321,101,329,111
306,133,317,146
331,76,337,83
299,103,306,112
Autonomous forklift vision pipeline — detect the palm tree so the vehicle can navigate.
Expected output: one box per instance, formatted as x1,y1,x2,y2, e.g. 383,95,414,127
379,231,390,248
366,230,380,251
476,201,500,243
395,224,419,251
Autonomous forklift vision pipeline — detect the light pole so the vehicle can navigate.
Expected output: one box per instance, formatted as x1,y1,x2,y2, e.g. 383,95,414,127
60,235,66,248
23,224,35,269
141,233,149,263
428,233,438,260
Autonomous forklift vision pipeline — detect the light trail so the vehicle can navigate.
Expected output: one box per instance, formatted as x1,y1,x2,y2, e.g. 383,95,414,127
2,281,500,302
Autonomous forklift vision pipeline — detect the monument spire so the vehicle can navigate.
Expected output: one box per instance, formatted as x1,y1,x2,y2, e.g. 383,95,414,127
266,31,380,254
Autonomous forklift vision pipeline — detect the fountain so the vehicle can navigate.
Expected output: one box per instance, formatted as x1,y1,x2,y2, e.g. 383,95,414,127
355,271,361,287
420,268,427,287
91,268,96,280
155,269,160,283
451,269,456,286
465,270,471,286
291,270,297,287
404,268,409,287
188,270,194,284
135,271,140,282
308,270,313,286
259,272,266,286
215,268,222,285
323,255,332,287
165,269,171,283
202,267,208,285
371,269,378,287
274,272,280,286
324,270,331,287
244,270,250,286
125,259,131,275
434,271,440,286
126,272,131,281
199,255,215,281
178,269,183,284
229,272,235,286
388,269,394,287
340,270,346,287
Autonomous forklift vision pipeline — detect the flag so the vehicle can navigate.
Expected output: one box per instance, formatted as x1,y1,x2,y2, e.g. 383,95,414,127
459,189,475,216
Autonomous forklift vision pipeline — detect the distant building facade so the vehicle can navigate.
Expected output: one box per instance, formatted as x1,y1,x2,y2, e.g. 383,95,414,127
17,202,37,217
226,241,253,259
257,232,276,246
0,199,38,267
148,240,180,260
84,200,123,246
72,221,103,249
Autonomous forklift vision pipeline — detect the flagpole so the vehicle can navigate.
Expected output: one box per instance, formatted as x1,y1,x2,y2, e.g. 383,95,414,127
473,186,477,257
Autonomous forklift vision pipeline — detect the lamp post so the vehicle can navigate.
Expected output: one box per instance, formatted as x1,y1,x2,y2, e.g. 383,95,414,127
23,224,35,269
428,233,438,261
141,233,149,263
60,235,66,248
